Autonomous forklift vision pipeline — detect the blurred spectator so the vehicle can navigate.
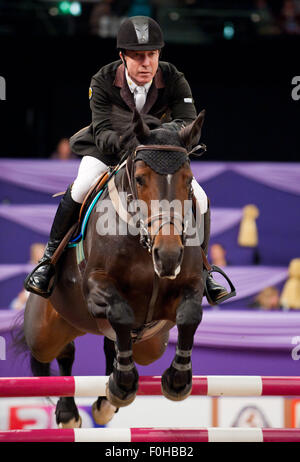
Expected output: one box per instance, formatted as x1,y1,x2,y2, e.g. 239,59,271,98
29,243,46,265
209,243,228,267
280,258,300,309
250,286,281,310
10,243,45,311
252,0,282,35
89,0,132,37
277,0,300,34
50,138,77,160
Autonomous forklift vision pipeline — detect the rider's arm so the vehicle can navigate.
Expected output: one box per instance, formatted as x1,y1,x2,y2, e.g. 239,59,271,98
161,65,197,131
89,75,120,155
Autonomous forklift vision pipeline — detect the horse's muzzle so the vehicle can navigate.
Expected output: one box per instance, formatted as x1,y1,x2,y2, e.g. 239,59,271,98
152,245,184,279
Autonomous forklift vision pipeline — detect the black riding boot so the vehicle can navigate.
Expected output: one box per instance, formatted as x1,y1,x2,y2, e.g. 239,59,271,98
202,203,230,305
24,186,81,298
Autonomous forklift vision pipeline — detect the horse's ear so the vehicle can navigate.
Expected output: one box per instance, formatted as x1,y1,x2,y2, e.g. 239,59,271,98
178,110,205,150
132,109,150,143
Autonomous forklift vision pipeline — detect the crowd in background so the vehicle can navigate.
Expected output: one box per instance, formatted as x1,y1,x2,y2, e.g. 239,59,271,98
88,0,300,37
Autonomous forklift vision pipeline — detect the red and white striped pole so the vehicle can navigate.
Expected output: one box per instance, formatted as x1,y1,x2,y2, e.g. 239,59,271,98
1,376,300,397
0,428,300,443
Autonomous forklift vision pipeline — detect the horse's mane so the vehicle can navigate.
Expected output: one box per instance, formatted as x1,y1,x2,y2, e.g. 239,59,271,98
111,106,185,160
111,105,161,134
111,105,163,155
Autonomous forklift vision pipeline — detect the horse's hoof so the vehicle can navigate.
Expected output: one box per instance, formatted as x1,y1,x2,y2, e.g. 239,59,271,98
58,415,82,429
106,378,137,408
92,398,117,425
161,371,192,402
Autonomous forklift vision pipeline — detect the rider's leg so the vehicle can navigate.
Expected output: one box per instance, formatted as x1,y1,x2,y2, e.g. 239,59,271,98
71,156,108,203
192,178,229,305
25,156,108,297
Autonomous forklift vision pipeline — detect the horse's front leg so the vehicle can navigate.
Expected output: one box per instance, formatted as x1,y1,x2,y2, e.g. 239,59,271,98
86,274,139,408
106,296,139,407
161,288,203,401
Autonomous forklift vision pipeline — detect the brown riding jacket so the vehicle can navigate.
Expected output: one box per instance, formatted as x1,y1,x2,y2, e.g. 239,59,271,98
70,59,197,166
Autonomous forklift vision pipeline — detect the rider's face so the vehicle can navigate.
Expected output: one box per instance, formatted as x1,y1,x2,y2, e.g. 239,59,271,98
120,50,159,86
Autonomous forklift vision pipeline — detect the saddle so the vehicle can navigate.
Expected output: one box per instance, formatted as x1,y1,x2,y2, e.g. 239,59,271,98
50,170,110,266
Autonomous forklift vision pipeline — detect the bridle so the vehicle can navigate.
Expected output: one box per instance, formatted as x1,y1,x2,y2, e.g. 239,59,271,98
125,144,194,254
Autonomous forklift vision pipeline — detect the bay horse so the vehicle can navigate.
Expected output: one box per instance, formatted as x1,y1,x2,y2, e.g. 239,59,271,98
22,109,206,428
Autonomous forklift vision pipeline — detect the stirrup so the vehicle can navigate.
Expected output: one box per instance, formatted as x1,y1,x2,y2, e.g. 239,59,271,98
24,258,57,299
204,264,236,305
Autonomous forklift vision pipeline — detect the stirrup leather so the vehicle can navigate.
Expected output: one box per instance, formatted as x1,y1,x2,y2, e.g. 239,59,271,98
204,264,236,305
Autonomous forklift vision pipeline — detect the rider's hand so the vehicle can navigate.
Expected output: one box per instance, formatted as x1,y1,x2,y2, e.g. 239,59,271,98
99,130,121,155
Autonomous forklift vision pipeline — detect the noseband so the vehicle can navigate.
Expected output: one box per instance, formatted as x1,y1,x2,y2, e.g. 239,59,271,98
126,144,192,253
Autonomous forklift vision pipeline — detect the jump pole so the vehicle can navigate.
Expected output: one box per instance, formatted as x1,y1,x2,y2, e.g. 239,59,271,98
1,428,300,442
1,376,300,397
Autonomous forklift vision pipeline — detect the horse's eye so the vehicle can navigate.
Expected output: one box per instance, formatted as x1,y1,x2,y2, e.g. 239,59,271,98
135,175,145,186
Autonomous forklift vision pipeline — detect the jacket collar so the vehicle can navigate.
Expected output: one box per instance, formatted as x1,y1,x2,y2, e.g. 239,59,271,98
114,63,165,89
113,63,165,113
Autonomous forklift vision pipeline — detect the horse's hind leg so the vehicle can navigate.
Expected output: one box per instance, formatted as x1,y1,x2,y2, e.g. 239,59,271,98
24,295,83,427
92,337,118,425
55,342,82,429
30,355,51,377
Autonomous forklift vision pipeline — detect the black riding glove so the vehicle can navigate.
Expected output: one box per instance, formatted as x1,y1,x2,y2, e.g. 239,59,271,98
98,130,121,155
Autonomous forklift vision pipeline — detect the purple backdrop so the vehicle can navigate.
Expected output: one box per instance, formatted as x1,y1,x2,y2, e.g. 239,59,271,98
2,310,300,377
1,159,300,378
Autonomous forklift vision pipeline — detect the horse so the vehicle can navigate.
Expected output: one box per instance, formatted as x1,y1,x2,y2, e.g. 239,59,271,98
21,109,206,428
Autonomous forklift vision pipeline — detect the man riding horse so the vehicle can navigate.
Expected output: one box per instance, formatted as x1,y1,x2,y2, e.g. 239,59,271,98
24,15,231,305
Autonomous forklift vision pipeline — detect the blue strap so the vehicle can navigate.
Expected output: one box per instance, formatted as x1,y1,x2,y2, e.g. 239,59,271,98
67,166,122,248
68,187,105,248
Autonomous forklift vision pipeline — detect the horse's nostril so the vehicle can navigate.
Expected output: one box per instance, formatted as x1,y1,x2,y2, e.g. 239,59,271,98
153,247,160,262
153,246,183,275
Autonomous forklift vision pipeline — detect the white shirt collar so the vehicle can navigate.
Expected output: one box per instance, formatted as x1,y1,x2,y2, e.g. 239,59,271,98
125,68,152,94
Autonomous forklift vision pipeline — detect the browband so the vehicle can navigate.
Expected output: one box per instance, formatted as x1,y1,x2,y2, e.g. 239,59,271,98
134,145,188,156
134,143,206,157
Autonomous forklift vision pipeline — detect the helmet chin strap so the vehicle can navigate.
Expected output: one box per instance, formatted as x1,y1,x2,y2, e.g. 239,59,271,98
120,51,128,69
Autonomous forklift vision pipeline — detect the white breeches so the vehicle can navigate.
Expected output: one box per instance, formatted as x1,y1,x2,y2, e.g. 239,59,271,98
71,156,107,203
71,156,208,214
192,178,208,214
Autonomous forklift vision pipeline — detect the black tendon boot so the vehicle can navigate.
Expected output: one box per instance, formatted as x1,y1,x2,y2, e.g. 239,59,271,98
202,203,235,305
24,186,81,298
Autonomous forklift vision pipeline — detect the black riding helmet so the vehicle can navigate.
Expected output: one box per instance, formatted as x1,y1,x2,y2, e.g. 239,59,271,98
117,16,165,51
